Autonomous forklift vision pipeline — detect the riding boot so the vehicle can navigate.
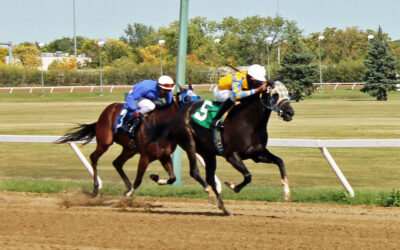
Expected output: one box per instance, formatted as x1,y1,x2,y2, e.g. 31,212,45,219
211,98,234,129
121,111,134,132
128,113,143,137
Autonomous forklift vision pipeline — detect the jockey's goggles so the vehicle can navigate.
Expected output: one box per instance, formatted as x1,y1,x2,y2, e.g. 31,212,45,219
158,83,175,90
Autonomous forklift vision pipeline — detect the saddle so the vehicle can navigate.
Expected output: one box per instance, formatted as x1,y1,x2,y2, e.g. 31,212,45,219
190,100,223,129
190,100,237,156
191,100,237,129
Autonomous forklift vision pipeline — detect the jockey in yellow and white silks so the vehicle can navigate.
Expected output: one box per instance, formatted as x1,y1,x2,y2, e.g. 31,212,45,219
214,71,254,101
211,64,268,129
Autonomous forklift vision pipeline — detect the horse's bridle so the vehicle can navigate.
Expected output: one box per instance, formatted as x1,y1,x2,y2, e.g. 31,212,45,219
260,85,291,118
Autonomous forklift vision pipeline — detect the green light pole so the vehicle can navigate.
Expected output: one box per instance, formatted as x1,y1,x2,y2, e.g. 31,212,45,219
266,37,273,80
318,35,325,93
39,42,45,96
159,39,165,76
172,0,189,186
213,38,220,84
98,40,105,96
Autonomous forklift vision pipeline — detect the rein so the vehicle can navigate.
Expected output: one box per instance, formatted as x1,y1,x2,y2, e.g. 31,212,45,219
260,93,280,113
259,91,290,117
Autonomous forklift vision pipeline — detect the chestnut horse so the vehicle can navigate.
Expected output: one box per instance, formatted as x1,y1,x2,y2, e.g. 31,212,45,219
57,94,188,197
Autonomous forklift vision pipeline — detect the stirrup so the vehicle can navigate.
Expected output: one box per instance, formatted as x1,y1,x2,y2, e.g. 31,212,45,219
121,122,131,133
212,119,224,130
128,126,136,137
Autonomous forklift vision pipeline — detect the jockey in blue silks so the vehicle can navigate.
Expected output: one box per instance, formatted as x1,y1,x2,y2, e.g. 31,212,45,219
120,75,175,136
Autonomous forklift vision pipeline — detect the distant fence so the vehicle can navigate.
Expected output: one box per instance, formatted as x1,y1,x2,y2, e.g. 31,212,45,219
0,84,214,94
313,82,364,90
1,83,399,94
313,82,400,91
1,135,399,197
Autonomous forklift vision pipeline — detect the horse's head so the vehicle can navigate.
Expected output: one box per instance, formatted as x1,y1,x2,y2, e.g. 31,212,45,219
175,84,202,107
262,81,295,122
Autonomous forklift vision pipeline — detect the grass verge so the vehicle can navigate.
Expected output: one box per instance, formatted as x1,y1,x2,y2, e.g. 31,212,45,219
1,179,399,207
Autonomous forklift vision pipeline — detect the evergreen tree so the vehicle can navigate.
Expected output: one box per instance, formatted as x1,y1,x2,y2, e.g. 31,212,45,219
277,41,317,102
361,27,397,101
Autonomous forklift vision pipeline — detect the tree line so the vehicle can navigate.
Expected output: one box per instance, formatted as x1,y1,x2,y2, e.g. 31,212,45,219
0,15,399,99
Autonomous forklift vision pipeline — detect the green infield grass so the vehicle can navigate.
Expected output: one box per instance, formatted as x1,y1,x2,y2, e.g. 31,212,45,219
0,88,399,206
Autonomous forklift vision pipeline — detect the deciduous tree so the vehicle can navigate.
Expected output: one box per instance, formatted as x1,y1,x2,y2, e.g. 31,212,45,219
13,44,40,68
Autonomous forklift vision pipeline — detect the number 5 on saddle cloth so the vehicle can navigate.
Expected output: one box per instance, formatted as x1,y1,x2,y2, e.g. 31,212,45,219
191,100,229,155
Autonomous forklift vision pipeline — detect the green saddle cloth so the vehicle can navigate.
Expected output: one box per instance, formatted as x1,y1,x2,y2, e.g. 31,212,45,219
190,100,222,129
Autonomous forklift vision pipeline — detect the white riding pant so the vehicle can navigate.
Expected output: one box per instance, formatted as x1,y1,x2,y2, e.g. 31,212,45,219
213,86,236,102
135,97,156,114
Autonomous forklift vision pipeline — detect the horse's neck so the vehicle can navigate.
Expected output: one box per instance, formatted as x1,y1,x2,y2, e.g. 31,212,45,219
148,102,179,124
241,95,271,126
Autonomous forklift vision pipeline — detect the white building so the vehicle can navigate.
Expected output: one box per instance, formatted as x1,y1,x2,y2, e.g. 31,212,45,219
5,51,90,70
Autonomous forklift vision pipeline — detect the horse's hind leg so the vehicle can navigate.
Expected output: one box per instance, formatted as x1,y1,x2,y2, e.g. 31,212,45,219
225,152,252,193
150,155,176,185
252,148,290,201
204,155,230,215
181,143,208,192
112,146,136,195
174,129,208,191
90,143,110,196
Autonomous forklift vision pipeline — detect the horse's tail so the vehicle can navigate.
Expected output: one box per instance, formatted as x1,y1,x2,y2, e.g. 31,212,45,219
56,122,97,145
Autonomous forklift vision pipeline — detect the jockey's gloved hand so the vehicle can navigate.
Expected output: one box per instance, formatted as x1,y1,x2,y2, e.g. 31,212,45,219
256,85,267,93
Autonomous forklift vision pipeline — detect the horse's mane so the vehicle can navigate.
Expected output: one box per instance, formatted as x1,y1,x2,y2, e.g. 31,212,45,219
232,91,265,111
141,98,178,143
154,103,173,112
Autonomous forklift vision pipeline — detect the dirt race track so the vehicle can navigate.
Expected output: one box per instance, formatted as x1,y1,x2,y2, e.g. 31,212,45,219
1,191,399,249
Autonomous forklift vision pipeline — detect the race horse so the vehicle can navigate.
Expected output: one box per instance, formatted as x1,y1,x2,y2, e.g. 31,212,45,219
167,81,295,215
57,90,202,197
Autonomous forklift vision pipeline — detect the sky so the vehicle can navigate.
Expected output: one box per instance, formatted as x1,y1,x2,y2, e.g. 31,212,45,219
1,0,399,45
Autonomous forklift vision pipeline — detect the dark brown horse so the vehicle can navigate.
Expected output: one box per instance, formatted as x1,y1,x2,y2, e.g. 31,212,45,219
167,82,295,215
57,96,184,197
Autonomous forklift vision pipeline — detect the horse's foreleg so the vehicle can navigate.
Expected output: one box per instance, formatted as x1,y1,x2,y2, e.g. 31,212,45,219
253,149,290,201
150,155,176,185
126,155,149,198
90,144,110,197
225,152,252,193
113,147,136,195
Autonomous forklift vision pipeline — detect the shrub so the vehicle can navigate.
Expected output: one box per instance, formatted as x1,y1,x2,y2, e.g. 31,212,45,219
380,189,400,207
323,59,365,82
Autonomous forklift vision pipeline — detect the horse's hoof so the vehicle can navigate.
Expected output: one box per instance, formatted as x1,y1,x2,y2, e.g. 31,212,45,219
224,181,235,190
206,186,217,204
282,190,291,201
222,210,232,216
281,178,290,201
218,204,231,216
92,190,99,198
126,188,135,198
149,174,159,182
208,196,218,205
